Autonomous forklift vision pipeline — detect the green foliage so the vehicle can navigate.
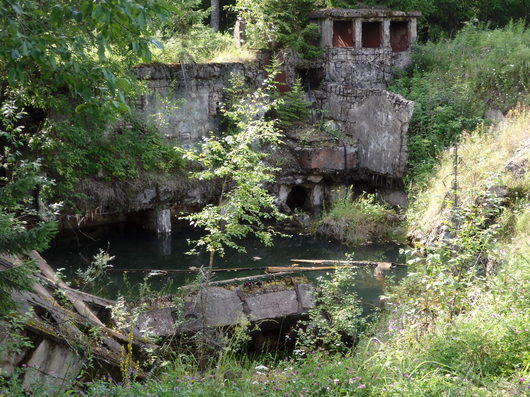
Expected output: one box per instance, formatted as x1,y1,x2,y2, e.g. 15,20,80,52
153,0,250,63
0,0,175,113
399,189,504,323
317,190,404,245
40,112,183,206
182,68,288,265
232,0,322,58
273,78,312,130
75,249,114,295
0,98,57,314
390,23,530,186
0,0,183,208
296,268,366,355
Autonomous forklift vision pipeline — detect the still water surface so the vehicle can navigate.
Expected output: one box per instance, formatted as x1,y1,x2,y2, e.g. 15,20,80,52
44,223,406,306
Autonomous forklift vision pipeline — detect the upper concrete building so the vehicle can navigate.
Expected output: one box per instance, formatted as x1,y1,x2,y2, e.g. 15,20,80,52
309,7,420,53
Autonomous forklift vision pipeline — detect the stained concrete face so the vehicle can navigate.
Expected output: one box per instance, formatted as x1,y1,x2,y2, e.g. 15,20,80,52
136,279,316,336
313,85,413,178
22,339,82,393
135,63,263,147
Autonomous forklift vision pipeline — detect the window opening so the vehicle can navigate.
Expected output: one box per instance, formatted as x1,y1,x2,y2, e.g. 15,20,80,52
333,20,354,47
362,21,382,48
390,21,409,52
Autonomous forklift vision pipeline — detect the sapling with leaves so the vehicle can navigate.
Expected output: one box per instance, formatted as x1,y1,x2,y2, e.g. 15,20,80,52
0,97,58,314
181,63,288,268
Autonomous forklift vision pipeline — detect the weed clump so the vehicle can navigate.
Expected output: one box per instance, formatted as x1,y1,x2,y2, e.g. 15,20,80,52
316,190,405,246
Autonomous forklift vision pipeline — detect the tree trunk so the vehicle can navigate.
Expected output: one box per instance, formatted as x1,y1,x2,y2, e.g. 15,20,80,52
210,0,220,32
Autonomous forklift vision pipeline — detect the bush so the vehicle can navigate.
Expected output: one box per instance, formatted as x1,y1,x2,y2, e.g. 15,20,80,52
41,111,184,208
390,22,530,187
316,191,404,245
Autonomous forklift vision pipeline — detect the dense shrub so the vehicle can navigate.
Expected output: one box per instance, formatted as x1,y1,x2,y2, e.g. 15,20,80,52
316,191,404,245
390,23,530,187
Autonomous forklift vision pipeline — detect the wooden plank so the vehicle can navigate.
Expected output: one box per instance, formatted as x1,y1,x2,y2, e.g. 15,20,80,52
30,251,108,327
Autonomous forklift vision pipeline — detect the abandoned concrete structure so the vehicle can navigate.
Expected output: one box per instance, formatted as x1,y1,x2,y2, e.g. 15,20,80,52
310,7,419,58
119,7,419,223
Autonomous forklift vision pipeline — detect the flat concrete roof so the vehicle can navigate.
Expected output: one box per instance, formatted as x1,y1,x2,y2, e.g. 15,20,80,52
309,8,421,19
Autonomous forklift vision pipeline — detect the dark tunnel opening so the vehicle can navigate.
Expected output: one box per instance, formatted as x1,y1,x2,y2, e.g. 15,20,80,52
286,185,308,211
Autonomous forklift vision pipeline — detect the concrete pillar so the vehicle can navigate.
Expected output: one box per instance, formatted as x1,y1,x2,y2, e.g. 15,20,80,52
158,234,172,256
321,18,333,48
310,184,325,211
354,19,362,48
382,19,391,48
147,208,172,235
409,18,418,46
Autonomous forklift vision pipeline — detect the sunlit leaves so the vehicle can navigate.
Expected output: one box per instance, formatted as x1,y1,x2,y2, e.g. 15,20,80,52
0,0,175,112
182,69,288,263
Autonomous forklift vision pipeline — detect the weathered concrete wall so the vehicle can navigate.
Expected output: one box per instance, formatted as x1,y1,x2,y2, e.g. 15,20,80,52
318,84,413,177
135,62,264,147
324,48,402,89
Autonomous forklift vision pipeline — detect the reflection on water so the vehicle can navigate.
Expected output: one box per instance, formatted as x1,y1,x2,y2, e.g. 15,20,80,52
44,222,406,305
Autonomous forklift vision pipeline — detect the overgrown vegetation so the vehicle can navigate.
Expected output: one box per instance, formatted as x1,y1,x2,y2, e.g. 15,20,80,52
42,112,184,208
390,22,530,187
153,0,255,63
316,190,405,246
232,0,322,58
181,66,287,267
10,93,526,397
2,1,530,395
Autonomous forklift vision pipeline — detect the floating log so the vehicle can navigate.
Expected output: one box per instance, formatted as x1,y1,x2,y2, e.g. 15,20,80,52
178,271,298,290
290,259,404,268
267,265,351,273
107,266,265,273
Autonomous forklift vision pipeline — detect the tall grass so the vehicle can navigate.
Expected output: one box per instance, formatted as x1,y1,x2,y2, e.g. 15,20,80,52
391,22,530,187
409,107,530,239
316,190,404,246
151,30,256,64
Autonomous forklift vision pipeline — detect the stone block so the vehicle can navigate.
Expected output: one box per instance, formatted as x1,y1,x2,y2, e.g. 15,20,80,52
182,287,245,331
245,290,299,321
295,283,315,311
137,307,176,337
298,145,357,170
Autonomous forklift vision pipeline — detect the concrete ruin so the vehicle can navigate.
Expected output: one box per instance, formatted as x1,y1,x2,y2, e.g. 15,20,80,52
65,6,418,229
1,252,314,390
131,7,418,216
136,276,315,337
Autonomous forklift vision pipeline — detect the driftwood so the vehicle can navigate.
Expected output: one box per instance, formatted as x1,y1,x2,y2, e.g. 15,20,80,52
107,266,266,273
179,271,299,289
105,260,404,276
267,265,352,273
290,259,404,268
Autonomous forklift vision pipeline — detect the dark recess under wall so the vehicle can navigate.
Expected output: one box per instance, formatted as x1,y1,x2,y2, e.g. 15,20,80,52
286,185,308,211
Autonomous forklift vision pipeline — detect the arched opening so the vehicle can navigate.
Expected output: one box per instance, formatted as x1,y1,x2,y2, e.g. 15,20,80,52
286,185,307,211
